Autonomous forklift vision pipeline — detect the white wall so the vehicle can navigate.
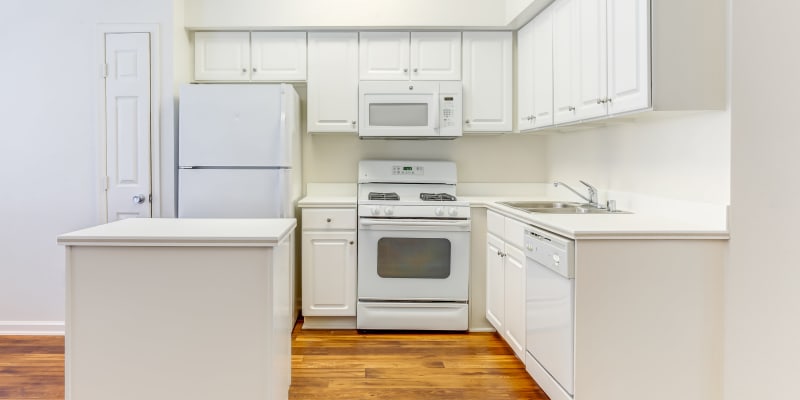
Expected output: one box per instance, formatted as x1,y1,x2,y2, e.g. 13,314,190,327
543,112,731,205
725,1,800,399
185,0,507,28
0,0,176,333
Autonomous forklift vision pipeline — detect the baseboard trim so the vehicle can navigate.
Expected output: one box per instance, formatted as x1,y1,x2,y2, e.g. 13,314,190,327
302,316,356,330
468,327,497,333
0,321,65,335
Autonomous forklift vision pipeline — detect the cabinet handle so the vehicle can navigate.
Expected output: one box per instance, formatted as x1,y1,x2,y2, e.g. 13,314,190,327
327,218,332,223
568,106,576,111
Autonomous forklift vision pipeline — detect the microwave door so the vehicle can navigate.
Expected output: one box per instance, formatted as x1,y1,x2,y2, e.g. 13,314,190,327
360,94,439,137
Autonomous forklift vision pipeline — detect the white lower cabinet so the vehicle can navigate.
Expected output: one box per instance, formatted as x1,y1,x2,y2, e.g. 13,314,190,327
301,208,357,317
486,210,526,360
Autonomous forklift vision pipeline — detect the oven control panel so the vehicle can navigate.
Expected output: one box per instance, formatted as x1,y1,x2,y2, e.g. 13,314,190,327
392,165,424,176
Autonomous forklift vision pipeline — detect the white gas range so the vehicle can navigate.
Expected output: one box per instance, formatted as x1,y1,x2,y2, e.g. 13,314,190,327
356,160,471,331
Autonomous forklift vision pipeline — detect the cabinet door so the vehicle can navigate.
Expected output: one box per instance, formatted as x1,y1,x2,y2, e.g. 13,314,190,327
486,233,506,332
552,0,579,124
504,244,527,360
410,32,461,80
573,0,608,120
517,21,536,131
302,231,357,316
607,0,650,114
462,32,513,132
250,32,307,81
532,8,555,128
307,32,359,133
359,32,410,80
194,32,250,81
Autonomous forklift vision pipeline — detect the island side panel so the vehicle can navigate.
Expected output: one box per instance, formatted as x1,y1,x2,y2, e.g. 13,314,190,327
66,245,278,400
573,239,724,400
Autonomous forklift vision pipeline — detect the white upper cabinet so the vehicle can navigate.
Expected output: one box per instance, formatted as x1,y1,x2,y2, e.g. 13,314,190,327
552,0,578,124
359,32,461,81
195,32,306,82
307,32,359,133
518,8,555,132
607,0,650,114
462,31,513,132
250,32,307,81
573,0,608,121
194,32,250,81
409,32,461,80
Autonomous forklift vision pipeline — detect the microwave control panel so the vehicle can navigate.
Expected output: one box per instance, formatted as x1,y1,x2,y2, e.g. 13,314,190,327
440,96,456,129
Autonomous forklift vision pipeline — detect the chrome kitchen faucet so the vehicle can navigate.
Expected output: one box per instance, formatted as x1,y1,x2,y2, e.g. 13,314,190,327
554,180,601,208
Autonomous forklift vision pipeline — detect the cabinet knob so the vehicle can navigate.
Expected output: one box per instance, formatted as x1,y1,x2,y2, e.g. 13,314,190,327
326,218,332,223
252,67,257,72
465,120,470,124
597,99,603,104
241,68,247,73
568,106,576,111
349,241,354,245
351,121,356,125
403,68,408,73
413,68,418,73
409,85,414,90
607,97,613,103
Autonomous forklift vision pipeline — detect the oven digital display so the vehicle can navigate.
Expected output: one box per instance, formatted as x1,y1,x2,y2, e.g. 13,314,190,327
392,165,424,175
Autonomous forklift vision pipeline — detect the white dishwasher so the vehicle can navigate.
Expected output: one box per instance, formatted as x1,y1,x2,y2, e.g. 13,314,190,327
524,226,575,400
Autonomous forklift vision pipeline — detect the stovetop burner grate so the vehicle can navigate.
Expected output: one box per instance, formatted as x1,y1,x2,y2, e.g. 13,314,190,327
368,192,400,201
420,192,457,201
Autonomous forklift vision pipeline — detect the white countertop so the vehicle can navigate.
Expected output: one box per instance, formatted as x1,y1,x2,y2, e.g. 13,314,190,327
467,196,729,240
58,218,297,247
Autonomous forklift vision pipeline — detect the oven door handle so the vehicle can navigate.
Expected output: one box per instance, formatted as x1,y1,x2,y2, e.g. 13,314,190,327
359,219,471,230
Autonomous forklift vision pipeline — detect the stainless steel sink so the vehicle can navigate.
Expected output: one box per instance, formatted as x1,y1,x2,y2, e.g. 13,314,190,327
499,201,632,214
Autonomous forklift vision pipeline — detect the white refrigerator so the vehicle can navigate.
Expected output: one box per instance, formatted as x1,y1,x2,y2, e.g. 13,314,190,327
178,84,301,218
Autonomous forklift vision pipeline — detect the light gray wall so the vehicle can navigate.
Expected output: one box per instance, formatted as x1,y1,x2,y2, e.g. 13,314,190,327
0,0,177,331
726,1,800,399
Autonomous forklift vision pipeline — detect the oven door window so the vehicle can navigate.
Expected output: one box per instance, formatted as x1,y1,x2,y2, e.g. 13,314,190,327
377,237,451,279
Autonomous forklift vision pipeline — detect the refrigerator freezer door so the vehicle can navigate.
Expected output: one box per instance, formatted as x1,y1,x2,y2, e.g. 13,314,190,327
179,84,291,167
178,169,292,218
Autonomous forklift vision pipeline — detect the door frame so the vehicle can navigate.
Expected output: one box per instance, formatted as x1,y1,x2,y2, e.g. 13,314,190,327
95,23,161,222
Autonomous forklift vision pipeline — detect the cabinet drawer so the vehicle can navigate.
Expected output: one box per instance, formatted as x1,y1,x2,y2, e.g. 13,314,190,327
487,210,505,237
303,208,356,230
504,217,527,249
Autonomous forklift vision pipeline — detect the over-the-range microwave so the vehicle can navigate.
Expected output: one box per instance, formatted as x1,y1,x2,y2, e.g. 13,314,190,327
358,81,462,139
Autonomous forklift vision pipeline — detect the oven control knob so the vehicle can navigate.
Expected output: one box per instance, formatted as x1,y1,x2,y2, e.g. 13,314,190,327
370,206,380,216
384,206,394,216
435,207,444,216
447,207,458,217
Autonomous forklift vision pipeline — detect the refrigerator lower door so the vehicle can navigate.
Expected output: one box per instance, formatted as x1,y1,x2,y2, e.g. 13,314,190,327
178,169,292,218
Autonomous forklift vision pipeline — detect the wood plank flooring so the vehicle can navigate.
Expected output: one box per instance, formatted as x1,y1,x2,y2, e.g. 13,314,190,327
0,319,547,400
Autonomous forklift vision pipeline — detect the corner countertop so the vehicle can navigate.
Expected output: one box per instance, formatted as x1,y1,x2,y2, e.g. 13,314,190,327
466,196,729,240
57,218,297,247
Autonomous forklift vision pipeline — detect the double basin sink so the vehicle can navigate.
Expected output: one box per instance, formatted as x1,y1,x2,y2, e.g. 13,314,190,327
499,201,632,215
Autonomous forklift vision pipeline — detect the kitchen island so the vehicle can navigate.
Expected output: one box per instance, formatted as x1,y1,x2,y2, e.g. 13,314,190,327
57,218,296,400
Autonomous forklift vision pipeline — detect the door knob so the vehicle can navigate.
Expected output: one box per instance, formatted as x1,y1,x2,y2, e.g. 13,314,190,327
132,194,146,204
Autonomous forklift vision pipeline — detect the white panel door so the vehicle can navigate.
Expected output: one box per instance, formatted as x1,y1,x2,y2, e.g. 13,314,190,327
302,231,357,316
532,8,555,128
194,32,250,81
607,0,650,114
552,0,579,124
250,32,307,81
179,84,286,167
486,233,505,332
410,32,461,80
105,33,151,222
504,244,527,360
359,32,410,80
307,32,359,133
462,32,513,132
574,0,609,120
178,169,289,218
517,20,536,131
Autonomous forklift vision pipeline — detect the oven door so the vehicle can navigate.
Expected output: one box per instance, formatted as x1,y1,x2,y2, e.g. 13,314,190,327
357,218,470,301
358,81,439,137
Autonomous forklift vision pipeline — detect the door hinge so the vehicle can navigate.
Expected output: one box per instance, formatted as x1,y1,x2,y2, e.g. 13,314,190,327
102,63,108,78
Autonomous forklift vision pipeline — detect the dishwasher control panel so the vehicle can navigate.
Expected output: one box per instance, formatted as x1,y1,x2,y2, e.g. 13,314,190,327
524,226,574,279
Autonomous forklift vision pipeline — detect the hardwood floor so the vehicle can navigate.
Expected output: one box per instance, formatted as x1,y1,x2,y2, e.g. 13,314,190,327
0,320,547,400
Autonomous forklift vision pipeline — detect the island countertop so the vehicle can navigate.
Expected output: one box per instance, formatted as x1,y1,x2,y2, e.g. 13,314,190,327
58,218,297,247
